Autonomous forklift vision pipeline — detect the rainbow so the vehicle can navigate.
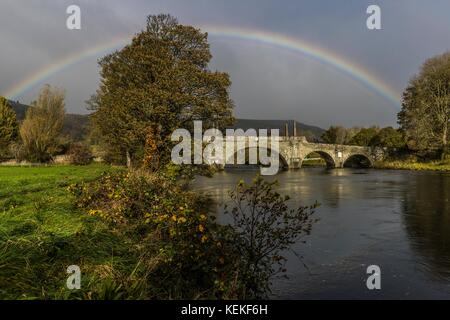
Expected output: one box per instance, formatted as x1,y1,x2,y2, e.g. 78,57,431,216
3,25,401,108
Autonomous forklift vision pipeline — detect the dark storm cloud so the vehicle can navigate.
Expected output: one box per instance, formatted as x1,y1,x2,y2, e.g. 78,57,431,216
1,0,450,127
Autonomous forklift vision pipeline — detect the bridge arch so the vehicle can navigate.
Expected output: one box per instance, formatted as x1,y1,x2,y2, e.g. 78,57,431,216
225,147,289,172
343,153,373,168
302,151,336,169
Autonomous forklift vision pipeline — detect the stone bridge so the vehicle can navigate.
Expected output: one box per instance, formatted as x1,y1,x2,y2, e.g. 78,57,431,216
276,136,384,169
221,136,385,170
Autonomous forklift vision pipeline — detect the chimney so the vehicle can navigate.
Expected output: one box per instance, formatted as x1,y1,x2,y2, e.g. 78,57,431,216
293,121,297,137
285,123,289,138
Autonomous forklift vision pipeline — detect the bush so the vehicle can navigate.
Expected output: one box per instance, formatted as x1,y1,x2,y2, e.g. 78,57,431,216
225,176,319,298
441,147,450,163
67,143,93,165
9,142,26,162
69,170,241,298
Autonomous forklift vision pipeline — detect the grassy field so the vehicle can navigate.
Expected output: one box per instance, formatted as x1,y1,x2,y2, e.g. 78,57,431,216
0,164,115,237
0,164,141,299
375,160,450,171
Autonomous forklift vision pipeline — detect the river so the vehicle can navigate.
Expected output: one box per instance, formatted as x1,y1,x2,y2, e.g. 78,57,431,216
193,168,450,299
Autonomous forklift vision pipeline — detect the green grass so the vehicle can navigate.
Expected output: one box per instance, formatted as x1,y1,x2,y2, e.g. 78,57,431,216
0,164,116,237
301,158,326,167
0,164,143,300
375,160,450,171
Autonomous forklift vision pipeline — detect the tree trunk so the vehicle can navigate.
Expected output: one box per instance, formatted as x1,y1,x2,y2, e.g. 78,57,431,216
442,124,448,160
126,150,132,168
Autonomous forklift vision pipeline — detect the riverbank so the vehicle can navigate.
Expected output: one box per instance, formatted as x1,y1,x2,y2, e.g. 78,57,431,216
375,160,450,172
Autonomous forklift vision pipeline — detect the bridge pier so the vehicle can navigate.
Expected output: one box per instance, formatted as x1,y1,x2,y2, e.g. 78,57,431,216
289,158,302,169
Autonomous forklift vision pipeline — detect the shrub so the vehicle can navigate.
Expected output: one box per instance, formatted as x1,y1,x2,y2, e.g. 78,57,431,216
225,175,319,298
68,143,93,165
7,142,25,162
69,170,240,298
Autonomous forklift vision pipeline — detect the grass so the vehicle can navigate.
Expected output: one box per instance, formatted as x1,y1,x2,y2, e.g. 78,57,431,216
0,164,144,299
375,160,450,171
301,158,326,167
0,164,116,236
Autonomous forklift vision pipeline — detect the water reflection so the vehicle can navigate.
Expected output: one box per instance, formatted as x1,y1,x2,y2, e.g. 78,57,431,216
402,173,450,280
193,168,450,298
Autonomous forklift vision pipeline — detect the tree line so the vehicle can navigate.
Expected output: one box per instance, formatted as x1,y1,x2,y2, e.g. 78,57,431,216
321,125,404,148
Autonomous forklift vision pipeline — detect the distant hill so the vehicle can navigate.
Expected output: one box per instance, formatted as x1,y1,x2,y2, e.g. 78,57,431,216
8,100,28,120
9,101,325,142
62,114,90,141
230,119,325,142
9,100,89,141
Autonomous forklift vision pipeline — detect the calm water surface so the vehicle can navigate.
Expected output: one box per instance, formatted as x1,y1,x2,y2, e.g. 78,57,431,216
193,168,450,299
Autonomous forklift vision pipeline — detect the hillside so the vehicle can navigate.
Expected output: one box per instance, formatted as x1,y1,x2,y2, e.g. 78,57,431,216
231,119,324,141
9,100,89,141
8,100,28,120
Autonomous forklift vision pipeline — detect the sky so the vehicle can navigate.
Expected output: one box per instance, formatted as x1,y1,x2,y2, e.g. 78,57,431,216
1,0,450,128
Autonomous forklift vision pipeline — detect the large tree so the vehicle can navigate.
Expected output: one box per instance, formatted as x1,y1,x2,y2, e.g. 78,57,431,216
369,127,404,148
398,52,450,157
321,126,347,144
349,127,380,146
20,85,66,162
0,97,19,157
90,14,234,167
